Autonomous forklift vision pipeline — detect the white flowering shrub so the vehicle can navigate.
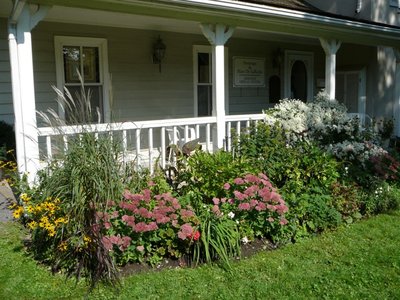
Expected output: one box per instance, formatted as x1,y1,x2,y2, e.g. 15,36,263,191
264,91,388,167
326,140,387,167
265,91,359,145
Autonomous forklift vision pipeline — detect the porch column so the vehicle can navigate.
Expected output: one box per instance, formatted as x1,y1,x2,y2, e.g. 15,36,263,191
320,39,342,100
201,24,234,150
394,48,400,136
8,3,49,184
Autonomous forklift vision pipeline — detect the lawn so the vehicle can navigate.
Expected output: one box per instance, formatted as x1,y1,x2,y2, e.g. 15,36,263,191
1,210,399,300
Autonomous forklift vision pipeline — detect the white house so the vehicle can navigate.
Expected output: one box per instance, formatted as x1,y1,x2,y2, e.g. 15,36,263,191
1,0,400,183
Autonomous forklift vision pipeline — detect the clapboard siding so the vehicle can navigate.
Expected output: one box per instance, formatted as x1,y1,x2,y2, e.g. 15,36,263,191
0,18,13,124
31,21,207,123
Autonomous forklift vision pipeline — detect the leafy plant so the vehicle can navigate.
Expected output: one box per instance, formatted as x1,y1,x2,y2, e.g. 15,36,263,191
192,206,241,269
102,189,200,266
176,151,255,206
214,173,290,242
233,121,340,191
20,74,128,288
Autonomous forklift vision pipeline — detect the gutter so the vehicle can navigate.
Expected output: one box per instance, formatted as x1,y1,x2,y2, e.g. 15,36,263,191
161,0,400,33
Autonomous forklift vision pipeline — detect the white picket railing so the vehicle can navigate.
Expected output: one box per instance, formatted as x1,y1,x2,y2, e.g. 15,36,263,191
37,114,265,174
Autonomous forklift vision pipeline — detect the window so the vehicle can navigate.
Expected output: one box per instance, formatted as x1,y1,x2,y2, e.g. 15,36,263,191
390,0,400,8
193,46,213,117
54,36,109,123
193,45,229,117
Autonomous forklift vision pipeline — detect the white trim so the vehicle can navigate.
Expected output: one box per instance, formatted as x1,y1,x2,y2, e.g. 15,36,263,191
168,0,400,38
337,69,366,115
54,36,110,122
193,45,229,117
284,50,314,101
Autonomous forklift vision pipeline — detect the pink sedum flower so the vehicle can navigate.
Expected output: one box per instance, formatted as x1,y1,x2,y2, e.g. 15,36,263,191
238,203,251,211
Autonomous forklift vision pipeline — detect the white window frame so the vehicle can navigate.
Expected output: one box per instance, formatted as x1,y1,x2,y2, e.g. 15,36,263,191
193,45,229,117
54,36,110,122
284,50,314,101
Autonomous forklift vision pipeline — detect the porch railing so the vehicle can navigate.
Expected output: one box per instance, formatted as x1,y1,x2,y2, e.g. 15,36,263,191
37,114,265,174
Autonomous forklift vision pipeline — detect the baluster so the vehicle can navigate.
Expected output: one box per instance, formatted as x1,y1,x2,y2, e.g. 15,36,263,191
148,128,154,174
63,135,68,153
161,127,166,169
226,121,232,151
206,123,211,152
46,136,52,162
136,128,141,170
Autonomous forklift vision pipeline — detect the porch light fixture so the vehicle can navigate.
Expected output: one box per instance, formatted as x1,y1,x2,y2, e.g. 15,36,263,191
153,36,166,72
272,48,284,70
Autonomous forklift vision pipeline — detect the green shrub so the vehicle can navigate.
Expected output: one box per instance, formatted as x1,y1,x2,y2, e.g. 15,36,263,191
360,181,400,216
283,187,342,239
176,151,256,206
233,121,340,191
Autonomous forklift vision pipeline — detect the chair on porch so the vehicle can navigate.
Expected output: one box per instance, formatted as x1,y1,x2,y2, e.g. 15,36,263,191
165,126,200,163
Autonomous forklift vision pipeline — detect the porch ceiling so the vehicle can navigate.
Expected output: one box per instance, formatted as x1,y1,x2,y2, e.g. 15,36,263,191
3,0,400,47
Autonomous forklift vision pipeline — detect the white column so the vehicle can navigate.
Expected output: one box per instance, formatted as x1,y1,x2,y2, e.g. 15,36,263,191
394,49,400,137
320,38,341,100
201,24,234,150
8,4,49,184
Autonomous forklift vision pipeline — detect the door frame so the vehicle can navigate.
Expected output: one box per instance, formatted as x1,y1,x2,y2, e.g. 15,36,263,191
284,50,314,101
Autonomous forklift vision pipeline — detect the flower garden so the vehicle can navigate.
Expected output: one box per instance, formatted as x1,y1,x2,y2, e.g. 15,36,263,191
4,91,400,288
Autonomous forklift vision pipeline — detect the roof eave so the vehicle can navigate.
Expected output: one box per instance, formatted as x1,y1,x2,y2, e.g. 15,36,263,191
27,0,400,47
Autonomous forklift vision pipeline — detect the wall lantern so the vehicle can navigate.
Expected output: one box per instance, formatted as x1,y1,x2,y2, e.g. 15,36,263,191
153,36,166,72
272,48,284,70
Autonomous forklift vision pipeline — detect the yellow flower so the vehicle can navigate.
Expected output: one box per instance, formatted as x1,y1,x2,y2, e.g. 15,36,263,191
83,235,92,247
27,221,38,230
20,193,31,203
47,229,56,237
58,241,68,251
26,205,34,214
12,206,24,219
55,217,68,225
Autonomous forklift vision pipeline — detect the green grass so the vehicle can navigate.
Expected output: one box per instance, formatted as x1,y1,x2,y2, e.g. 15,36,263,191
1,211,400,299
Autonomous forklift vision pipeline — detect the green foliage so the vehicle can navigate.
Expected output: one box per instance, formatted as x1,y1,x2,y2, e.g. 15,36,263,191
20,77,129,288
0,121,15,159
2,210,400,299
233,122,340,191
282,187,342,239
176,151,256,204
330,182,362,224
32,132,123,287
192,206,241,269
360,182,400,216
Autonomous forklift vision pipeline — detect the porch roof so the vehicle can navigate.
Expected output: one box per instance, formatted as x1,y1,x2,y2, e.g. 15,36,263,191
19,0,400,48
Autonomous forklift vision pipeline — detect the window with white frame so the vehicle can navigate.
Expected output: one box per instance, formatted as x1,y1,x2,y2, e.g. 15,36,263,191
54,36,109,123
193,45,213,117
